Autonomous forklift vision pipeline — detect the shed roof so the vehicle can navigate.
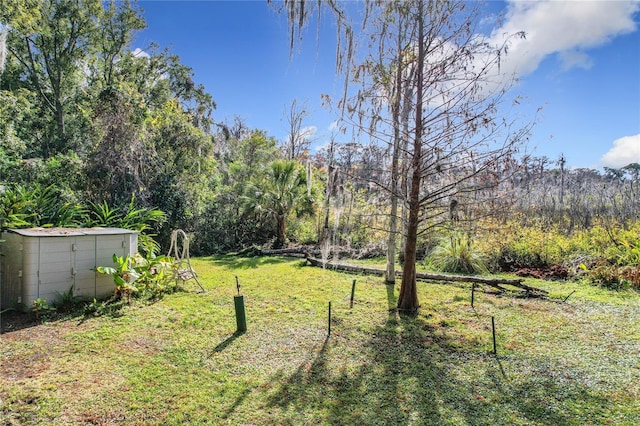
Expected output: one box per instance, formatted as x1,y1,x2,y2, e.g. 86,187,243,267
5,227,138,237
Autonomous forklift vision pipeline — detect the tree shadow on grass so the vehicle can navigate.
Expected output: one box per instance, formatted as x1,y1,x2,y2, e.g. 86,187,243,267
205,255,294,270
1,299,123,333
221,385,255,421
265,288,613,425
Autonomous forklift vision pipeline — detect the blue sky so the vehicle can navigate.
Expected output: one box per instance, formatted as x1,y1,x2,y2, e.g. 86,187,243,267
135,0,640,170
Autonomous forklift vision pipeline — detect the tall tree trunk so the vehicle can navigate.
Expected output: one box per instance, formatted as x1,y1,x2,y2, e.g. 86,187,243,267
397,1,424,313
55,98,66,150
385,14,405,285
386,171,399,283
398,61,415,266
322,139,336,243
559,154,566,208
323,169,332,242
275,214,286,249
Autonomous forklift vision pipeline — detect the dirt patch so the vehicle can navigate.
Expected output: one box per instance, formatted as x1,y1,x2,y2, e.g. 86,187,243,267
1,346,52,381
515,264,569,280
122,335,164,356
1,311,40,334
1,314,92,384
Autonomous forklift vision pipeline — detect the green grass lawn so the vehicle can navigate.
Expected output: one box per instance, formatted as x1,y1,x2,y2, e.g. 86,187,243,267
2,256,639,425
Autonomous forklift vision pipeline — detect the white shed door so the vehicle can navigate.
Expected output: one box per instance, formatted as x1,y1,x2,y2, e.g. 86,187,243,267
73,236,97,298
37,237,74,302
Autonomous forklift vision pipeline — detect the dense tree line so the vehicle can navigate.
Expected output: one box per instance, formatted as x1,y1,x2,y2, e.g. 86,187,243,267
0,0,316,254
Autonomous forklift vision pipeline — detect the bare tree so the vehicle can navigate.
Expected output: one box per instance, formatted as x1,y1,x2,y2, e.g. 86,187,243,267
282,98,314,160
274,0,533,312
558,153,566,208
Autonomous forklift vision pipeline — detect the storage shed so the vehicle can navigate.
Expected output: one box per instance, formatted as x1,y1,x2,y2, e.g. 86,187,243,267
1,227,138,311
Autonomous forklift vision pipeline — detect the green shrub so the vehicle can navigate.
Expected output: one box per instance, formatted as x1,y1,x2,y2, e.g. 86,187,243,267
86,195,166,256
579,222,640,290
426,232,487,274
32,297,56,320
288,216,318,245
82,298,125,318
55,285,83,311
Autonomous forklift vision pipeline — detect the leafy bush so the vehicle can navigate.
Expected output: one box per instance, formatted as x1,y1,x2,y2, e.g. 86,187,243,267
32,297,56,319
582,227,639,289
85,195,166,255
490,246,547,272
97,252,178,303
582,260,635,290
55,285,83,312
83,298,125,318
288,215,318,245
0,187,165,255
0,183,85,228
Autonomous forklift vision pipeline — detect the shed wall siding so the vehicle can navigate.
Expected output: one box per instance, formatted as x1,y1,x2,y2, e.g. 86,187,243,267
0,233,23,308
95,235,127,296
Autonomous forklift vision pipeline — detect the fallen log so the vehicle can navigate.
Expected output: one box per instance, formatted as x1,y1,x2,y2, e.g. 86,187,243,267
260,247,355,258
305,257,548,295
306,256,386,275
261,247,315,256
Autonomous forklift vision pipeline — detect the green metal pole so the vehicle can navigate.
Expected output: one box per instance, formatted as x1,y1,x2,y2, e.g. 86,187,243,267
234,295,247,332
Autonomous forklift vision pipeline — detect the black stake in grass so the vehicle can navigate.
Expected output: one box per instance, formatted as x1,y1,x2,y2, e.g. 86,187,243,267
563,290,576,303
328,301,332,336
471,283,475,307
350,279,356,309
491,316,497,355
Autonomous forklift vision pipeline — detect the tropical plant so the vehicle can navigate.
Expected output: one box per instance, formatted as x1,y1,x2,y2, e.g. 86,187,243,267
427,232,487,275
86,195,166,255
0,184,33,228
97,254,140,303
32,297,55,319
56,285,82,311
97,252,177,303
248,159,315,249
0,183,85,228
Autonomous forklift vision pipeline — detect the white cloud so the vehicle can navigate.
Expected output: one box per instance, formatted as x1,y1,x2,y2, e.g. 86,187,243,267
600,134,640,168
416,1,639,105
490,0,639,78
557,49,593,71
132,47,150,59
328,121,339,132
